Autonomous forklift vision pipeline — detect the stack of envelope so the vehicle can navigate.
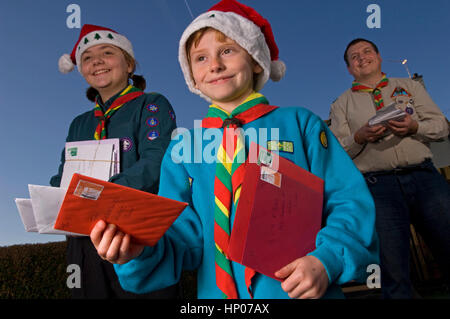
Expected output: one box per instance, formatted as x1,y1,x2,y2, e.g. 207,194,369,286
368,102,407,126
15,139,120,236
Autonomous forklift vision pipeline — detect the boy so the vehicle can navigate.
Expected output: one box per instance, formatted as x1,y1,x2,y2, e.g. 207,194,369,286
91,0,378,299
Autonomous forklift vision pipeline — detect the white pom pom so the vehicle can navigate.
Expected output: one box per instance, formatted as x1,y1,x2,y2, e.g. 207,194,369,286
270,60,286,82
58,54,75,74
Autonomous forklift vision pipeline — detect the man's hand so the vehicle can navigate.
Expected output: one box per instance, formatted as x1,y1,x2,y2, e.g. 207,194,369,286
386,113,418,137
274,255,329,299
90,220,145,264
354,122,386,144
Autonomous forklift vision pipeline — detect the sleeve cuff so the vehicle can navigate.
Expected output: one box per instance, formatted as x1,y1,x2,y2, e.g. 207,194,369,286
307,245,344,284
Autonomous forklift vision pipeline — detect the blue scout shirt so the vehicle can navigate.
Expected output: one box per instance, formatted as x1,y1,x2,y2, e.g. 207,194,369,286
114,95,379,299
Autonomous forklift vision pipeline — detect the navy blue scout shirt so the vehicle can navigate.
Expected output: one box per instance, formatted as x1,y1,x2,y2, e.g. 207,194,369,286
50,89,177,194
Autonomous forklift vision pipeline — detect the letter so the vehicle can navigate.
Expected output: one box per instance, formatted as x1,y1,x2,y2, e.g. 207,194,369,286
366,4,381,29
224,303,233,313
269,128,280,172
207,306,214,317
66,264,81,288
66,4,81,29
203,128,222,163
180,306,186,314
194,120,203,163
171,128,191,164
262,304,269,313
366,263,381,288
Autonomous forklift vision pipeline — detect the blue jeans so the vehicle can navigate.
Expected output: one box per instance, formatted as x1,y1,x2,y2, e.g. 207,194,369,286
364,159,450,299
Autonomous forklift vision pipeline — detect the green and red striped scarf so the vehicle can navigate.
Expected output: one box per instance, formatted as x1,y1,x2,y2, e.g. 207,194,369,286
351,73,389,110
93,85,144,140
202,92,278,299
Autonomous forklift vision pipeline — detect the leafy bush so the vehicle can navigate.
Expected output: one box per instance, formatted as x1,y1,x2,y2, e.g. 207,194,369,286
0,241,70,299
0,241,197,299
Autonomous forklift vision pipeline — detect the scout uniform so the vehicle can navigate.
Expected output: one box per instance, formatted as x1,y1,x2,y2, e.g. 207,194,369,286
329,75,450,298
50,87,178,298
52,24,179,298
329,77,448,172
113,0,379,299
114,93,379,299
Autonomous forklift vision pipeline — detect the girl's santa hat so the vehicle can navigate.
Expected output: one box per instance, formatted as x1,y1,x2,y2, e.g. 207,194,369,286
58,24,134,74
179,0,286,101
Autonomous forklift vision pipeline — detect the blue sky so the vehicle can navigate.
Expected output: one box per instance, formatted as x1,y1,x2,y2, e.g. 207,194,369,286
1,0,449,246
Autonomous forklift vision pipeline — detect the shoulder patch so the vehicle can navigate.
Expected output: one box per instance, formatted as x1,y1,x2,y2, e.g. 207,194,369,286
168,109,176,121
146,117,159,127
147,130,160,141
319,130,328,149
146,104,159,113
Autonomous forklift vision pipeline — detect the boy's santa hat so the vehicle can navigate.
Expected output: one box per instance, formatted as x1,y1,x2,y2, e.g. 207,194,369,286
179,0,286,101
58,24,134,74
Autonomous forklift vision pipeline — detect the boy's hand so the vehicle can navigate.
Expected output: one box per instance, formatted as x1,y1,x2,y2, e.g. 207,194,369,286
274,255,329,299
386,113,418,137
90,220,144,265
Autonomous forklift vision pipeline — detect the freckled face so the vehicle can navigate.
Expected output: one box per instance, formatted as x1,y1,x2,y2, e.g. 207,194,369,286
189,29,262,110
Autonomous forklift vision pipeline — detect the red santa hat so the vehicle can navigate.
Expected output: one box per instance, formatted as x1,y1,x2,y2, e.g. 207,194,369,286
179,0,286,101
58,24,134,74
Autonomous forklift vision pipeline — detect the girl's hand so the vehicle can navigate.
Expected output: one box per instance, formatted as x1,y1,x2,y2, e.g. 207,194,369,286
275,255,329,299
90,220,145,264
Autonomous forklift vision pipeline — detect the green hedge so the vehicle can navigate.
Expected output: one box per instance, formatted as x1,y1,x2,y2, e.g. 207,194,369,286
0,241,70,299
0,241,197,299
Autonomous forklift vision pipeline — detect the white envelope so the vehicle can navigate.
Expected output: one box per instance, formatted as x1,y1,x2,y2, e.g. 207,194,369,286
368,103,406,126
15,198,38,232
15,138,120,236
61,139,120,189
27,184,85,236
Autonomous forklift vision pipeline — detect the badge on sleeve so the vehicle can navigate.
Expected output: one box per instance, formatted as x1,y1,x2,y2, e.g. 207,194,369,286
168,109,176,121
319,131,328,149
147,130,160,141
146,104,159,113
146,117,159,127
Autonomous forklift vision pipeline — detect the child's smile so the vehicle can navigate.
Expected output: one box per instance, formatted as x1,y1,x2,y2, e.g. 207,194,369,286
189,29,262,113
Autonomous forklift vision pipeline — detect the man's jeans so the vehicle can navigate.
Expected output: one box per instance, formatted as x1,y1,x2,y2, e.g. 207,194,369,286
364,159,450,299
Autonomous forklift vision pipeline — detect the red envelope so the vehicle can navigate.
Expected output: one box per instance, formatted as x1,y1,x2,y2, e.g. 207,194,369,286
228,143,323,280
54,173,188,246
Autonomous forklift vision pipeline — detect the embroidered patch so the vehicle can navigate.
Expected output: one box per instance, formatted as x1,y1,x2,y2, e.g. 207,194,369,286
319,131,328,149
146,117,159,127
146,104,159,113
267,141,294,153
67,147,78,157
147,130,160,141
168,109,176,121
120,137,133,152
391,87,411,98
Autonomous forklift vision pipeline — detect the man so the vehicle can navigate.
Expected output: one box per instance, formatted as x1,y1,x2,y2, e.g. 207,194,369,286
329,38,450,298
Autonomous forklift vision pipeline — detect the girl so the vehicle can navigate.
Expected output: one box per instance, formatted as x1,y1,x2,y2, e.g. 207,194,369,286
51,24,179,299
